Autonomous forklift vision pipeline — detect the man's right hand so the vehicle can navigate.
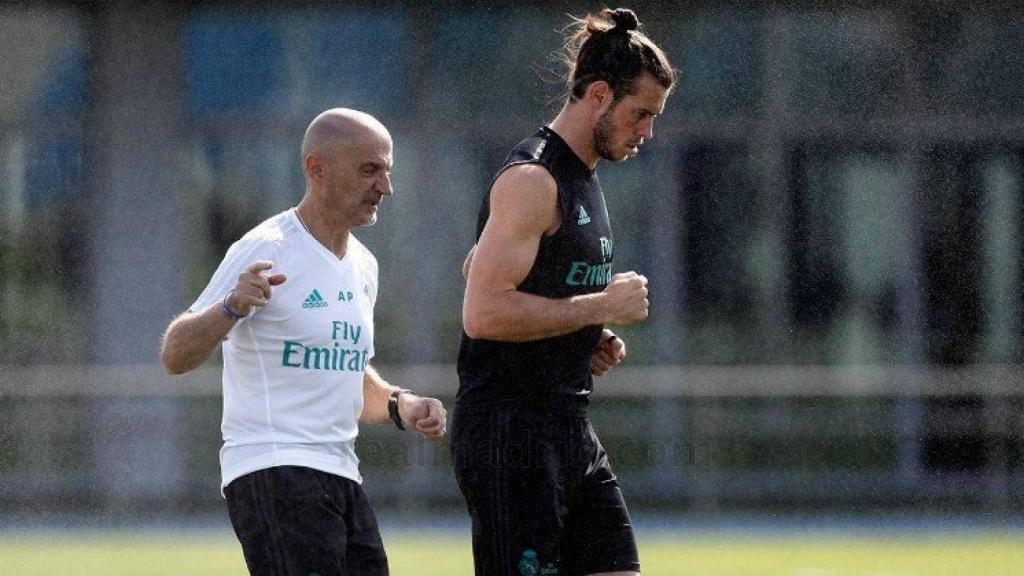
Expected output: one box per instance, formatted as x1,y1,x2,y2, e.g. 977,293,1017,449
601,271,649,325
226,260,288,317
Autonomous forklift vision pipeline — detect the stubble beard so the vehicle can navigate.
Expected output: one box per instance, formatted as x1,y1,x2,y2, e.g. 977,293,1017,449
593,108,622,162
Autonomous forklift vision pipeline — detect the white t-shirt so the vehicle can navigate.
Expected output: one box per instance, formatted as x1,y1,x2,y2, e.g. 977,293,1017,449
190,208,378,490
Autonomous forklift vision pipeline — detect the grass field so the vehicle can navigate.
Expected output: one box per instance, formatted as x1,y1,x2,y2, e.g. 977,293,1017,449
1,530,1023,575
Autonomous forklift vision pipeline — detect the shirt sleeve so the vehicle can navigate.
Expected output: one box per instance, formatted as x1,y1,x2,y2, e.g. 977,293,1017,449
189,235,280,323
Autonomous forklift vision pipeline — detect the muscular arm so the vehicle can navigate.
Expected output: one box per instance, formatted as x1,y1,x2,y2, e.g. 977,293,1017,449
463,165,616,342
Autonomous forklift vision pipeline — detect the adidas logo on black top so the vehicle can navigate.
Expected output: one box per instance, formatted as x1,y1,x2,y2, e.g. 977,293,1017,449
302,289,328,309
577,205,591,225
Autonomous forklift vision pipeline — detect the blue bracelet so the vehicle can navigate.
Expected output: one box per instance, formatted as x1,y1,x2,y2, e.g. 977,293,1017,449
221,291,246,320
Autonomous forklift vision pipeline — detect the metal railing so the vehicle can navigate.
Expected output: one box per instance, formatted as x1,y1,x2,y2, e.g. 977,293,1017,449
1,365,1021,516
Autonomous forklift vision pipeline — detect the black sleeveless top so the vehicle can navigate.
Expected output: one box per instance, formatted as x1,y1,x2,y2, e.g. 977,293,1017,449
456,126,614,407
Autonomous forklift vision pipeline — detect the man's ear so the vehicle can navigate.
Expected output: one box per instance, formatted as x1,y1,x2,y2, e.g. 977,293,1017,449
585,80,614,112
304,154,324,182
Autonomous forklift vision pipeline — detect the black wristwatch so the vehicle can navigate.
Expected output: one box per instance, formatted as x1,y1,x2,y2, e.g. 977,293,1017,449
388,389,411,431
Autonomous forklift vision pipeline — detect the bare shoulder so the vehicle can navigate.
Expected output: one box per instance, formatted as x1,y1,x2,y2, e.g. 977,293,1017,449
488,163,559,235
491,163,557,202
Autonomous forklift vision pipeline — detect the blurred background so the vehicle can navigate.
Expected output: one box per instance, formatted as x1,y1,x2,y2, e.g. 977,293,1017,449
2,0,1024,573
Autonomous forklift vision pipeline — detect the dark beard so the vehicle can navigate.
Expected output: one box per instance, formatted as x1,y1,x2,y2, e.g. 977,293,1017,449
592,108,618,161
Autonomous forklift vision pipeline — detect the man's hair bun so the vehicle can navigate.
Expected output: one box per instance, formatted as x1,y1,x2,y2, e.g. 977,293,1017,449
560,6,675,102
607,8,638,32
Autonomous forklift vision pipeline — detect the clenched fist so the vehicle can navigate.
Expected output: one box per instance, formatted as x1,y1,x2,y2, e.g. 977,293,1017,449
399,395,447,442
600,271,649,325
591,329,626,376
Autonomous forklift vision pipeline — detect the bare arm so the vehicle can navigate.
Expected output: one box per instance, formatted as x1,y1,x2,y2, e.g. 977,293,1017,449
465,246,628,374
160,260,286,375
462,164,649,342
360,364,446,441
160,305,237,375
360,364,402,424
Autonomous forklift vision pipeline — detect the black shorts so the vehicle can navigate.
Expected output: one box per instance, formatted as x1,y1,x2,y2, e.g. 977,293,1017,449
224,466,388,576
451,400,640,576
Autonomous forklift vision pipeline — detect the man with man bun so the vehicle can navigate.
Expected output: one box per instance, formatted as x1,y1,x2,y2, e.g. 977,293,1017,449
454,8,675,576
161,108,446,576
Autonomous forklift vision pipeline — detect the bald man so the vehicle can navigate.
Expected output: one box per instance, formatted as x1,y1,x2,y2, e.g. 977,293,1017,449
161,108,446,576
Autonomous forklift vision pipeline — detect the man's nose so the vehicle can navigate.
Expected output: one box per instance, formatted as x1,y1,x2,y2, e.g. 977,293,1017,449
639,118,654,140
378,172,394,196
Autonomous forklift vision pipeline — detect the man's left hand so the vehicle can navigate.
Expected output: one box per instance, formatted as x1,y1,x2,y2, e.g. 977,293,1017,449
590,329,626,376
399,394,447,441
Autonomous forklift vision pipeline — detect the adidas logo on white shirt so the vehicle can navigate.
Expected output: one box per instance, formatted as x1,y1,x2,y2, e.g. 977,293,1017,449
302,289,329,309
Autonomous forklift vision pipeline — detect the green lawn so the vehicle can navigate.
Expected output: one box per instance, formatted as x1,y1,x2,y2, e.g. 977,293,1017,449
1,530,1022,575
